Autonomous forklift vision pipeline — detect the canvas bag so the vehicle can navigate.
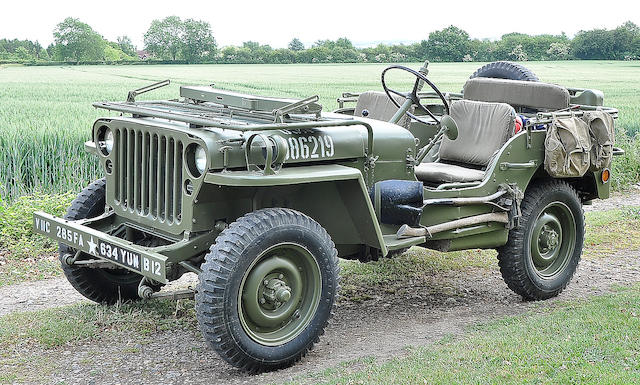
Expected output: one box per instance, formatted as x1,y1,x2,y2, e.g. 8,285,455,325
544,115,591,177
583,110,615,171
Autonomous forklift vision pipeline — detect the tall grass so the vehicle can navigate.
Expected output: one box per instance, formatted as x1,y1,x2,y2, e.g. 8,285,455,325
1,62,639,201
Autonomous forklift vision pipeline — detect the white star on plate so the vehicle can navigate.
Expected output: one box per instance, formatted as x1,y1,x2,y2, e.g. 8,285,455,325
87,236,98,256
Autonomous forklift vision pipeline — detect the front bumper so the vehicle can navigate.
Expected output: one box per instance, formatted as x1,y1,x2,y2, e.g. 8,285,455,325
33,211,169,284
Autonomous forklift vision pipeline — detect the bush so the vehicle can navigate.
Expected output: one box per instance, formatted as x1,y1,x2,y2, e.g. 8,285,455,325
0,193,74,258
611,131,640,190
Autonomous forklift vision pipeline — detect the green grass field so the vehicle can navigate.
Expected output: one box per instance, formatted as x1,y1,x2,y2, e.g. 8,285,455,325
292,285,640,384
1,61,639,201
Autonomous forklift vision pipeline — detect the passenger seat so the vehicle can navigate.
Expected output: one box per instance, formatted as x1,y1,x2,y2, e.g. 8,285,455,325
415,99,516,184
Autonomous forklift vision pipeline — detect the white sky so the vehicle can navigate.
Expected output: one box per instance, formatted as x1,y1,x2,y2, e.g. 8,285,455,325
2,0,640,49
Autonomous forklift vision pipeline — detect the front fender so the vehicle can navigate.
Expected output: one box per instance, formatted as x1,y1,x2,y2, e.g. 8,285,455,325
202,165,388,256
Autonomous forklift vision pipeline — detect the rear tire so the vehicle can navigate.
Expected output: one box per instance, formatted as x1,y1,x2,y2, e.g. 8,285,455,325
470,61,539,82
196,208,339,372
59,179,146,304
497,180,584,300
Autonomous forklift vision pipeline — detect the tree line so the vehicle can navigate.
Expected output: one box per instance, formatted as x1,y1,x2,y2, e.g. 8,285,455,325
2,17,639,65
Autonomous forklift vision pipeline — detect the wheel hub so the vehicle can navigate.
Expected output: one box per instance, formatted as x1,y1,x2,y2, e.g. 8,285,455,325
238,243,321,346
260,276,292,309
538,225,560,253
529,202,576,278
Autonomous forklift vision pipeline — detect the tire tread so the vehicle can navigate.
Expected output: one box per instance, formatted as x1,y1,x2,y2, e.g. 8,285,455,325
470,61,539,82
59,178,143,304
195,208,339,372
497,180,584,300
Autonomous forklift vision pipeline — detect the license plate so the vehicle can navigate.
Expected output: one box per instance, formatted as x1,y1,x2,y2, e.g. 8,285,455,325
94,239,142,272
33,212,167,282
94,239,162,276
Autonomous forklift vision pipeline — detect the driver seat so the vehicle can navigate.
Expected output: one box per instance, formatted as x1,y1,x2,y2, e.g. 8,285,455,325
415,99,516,184
354,91,414,128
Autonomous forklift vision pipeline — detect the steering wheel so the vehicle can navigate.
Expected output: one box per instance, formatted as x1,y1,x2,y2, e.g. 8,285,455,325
381,65,450,125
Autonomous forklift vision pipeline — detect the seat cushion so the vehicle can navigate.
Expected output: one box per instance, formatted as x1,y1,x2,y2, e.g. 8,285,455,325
463,77,570,111
415,162,485,183
354,91,412,128
439,99,515,167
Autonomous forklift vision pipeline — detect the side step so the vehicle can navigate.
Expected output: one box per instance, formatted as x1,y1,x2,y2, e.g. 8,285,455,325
383,234,425,251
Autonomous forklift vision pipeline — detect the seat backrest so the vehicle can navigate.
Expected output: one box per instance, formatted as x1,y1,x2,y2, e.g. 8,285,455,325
463,77,570,111
354,91,412,128
439,99,515,167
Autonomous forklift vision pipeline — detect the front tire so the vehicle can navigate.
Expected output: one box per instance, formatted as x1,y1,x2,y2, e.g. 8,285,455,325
196,208,339,372
59,179,146,304
497,180,584,300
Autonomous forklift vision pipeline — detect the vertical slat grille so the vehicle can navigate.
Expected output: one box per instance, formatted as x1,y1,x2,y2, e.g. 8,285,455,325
113,127,183,224
156,136,164,219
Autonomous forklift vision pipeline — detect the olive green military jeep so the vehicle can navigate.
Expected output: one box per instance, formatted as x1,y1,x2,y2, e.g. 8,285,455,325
34,61,621,371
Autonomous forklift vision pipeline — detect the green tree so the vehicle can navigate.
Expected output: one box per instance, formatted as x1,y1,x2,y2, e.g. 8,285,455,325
571,29,615,59
509,44,528,61
39,47,50,61
313,40,335,49
414,40,429,60
46,43,61,61
288,38,304,51
144,16,184,60
103,44,124,61
117,35,136,56
547,42,570,60
271,48,296,63
493,33,570,61
182,19,216,63
33,41,43,59
53,17,105,61
15,46,33,61
469,39,496,61
494,33,530,60
427,26,470,62
220,46,239,62
335,37,353,49
612,22,639,59
242,41,261,51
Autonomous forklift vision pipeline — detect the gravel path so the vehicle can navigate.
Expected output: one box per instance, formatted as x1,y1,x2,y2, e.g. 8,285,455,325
583,188,640,211
0,277,87,317
5,250,640,385
0,273,198,317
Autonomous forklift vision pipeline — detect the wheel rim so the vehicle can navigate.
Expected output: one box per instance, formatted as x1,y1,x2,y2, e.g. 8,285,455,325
238,243,321,346
529,201,576,278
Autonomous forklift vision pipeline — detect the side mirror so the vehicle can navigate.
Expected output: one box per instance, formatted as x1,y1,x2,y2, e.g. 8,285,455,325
440,115,458,140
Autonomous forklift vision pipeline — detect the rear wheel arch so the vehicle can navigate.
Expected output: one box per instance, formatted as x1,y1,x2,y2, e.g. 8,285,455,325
527,171,604,202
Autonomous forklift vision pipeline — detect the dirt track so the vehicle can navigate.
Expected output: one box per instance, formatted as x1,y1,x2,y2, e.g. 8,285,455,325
2,192,639,384
3,250,639,385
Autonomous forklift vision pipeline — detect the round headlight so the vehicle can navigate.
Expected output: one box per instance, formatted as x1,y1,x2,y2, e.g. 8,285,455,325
104,129,114,154
98,127,114,156
195,145,207,174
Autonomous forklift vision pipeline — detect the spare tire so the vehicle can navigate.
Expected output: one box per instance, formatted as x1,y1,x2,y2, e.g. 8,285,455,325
470,61,539,82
